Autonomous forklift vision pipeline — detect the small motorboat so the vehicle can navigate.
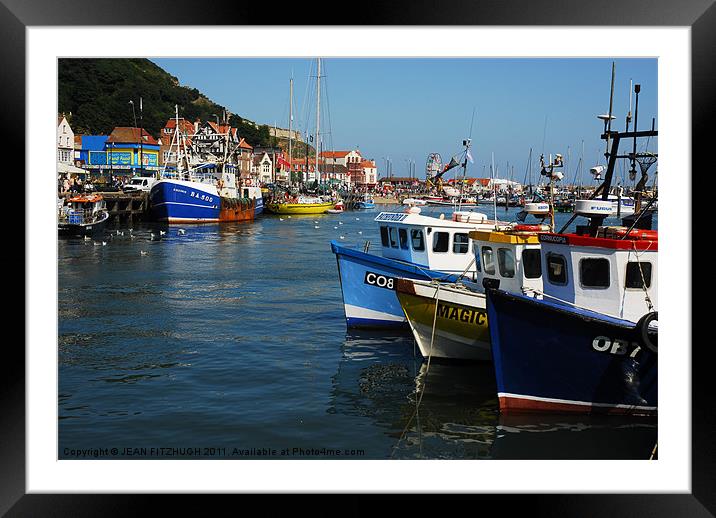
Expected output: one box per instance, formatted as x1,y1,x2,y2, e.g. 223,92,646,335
58,194,109,238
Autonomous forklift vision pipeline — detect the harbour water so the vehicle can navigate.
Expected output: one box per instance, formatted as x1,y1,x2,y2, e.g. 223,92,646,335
58,204,657,460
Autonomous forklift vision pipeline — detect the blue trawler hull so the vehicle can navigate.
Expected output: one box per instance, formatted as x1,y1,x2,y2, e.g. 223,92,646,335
331,241,469,329
149,179,220,223
486,289,657,415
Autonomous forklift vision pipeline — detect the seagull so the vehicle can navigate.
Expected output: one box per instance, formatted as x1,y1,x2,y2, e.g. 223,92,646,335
356,217,360,221
279,218,284,221
140,250,147,256
338,221,343,225
160,230,166,235
116,230,121,235
83,235,91,241
314,225,320,229
178,229,186,235
340,235,345,239
102,241,107,246
334,226,338,229
358,231,362,235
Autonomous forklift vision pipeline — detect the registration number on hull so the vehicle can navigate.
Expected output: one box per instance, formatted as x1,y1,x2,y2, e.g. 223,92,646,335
364,272,395,290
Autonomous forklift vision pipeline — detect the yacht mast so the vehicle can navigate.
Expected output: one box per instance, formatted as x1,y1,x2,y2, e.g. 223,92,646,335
315,58,321,187
289,76,293,185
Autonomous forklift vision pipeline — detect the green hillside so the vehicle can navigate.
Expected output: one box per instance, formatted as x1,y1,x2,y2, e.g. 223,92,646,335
58,58,275,147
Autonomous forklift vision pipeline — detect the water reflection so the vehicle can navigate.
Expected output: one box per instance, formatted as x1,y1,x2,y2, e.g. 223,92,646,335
331,331,656,460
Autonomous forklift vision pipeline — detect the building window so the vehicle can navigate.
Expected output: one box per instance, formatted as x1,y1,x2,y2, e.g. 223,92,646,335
498,248,515,278
625,262,652,289
547,253,568,285
380,226,390,247
410,229,425,251
482,246,496,275
522,249,542,279
398,228,409,250
453,233,469,254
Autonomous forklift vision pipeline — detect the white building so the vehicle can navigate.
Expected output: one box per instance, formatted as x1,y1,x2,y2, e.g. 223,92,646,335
57,115,74,165
319,150,362,168
252,153,273,184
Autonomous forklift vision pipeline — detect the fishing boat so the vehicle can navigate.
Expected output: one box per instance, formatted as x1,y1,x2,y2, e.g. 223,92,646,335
57,194,109,237
395,222,548,361
486,77,658,415
149,105,258,223
402,198,427,206
331,208,507,328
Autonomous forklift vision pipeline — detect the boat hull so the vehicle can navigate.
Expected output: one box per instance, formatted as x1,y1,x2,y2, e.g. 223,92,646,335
265,201,334,215
354,202,375,209
57,211,109,238
218,197,256,222
331,241,468,329
486,289,657,415
396,279,490,361
149,179,220,223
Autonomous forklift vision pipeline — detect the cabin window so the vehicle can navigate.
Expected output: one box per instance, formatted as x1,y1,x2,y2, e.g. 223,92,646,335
453,233,469,254
380,226,390,247
432,232,449,253
411,229,425,251
473,243,481,272
498,248,515,278
580,258,611,288
522,249,542,279
625,261,652,289
547,253,568,285
482,246,496,275
388,227,399,248
398,228,409,250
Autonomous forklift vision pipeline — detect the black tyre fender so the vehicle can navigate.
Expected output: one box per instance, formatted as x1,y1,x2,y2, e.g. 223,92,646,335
636,311,658,353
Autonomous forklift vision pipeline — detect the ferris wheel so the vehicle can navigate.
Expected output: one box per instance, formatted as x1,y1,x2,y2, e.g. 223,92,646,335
426,153,442,179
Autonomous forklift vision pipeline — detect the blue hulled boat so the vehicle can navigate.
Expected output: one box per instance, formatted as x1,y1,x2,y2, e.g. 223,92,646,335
150,177,220,223
331,208,505,328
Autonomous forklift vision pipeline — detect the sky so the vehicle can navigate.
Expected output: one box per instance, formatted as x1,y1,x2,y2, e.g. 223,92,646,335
151,58,658,185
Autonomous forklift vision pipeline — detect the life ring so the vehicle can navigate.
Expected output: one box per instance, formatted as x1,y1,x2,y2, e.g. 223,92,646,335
635,311,658,353
513,224,542,232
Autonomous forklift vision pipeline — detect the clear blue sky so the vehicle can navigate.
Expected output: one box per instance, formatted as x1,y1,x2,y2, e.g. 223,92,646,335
151,58,657,184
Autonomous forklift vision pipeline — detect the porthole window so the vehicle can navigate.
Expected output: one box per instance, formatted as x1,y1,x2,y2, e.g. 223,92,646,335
547,253,568,285
432,232,449,253
482,246,495,275
625,262,652,289
580,258,610,288
380,226,389,247
453,233,469,254
522,249,542,279
498,248,515,278
398,228,409,250
410,229,425,251
388,227,399,248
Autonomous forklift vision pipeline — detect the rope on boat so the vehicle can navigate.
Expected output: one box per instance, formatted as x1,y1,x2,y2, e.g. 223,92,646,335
631,241,655,312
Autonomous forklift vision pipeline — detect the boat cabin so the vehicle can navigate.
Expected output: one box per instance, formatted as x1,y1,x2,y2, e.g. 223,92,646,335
374,210,502,278
469,228,545,295
537,228,658,322
62,194,106,224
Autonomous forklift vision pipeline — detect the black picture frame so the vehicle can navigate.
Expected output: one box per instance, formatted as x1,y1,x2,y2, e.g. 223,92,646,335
8,0,707,514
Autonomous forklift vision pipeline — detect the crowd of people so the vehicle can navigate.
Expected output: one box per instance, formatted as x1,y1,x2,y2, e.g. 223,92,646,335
57,174,131,197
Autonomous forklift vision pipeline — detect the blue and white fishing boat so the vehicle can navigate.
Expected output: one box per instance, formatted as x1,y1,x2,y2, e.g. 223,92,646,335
150,105,262,223
331,208,506,328
486,81,658,415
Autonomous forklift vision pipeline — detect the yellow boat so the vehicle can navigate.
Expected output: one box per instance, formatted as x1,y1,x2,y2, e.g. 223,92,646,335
265,194,336,215
396,228,545,361
264,200,335,215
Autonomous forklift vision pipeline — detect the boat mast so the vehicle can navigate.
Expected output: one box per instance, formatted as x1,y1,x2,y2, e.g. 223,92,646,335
289,75,293,186
315,58,321,187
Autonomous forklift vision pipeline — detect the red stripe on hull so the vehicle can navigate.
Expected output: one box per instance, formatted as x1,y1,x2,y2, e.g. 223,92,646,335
498,396,657,416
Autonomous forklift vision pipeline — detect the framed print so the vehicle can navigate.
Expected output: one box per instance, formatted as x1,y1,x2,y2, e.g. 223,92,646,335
9,0,709,514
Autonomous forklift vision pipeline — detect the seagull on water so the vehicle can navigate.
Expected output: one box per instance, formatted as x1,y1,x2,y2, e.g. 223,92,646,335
140,250,147,256
178,229,186,235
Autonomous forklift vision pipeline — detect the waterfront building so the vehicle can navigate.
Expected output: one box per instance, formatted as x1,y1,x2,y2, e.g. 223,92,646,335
57,115,89,177
237,138,254,181
85,127,160,175
319,150,362,168
252,152,274,184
